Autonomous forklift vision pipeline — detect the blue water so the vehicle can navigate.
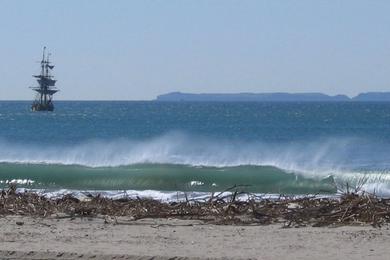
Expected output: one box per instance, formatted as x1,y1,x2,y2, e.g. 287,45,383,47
1,101,390,197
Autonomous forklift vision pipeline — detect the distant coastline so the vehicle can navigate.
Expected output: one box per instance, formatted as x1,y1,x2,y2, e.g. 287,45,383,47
156,92,390,102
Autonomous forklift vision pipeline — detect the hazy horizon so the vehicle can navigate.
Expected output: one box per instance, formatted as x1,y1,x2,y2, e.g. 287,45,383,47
2,90,390,102
1,0,389,100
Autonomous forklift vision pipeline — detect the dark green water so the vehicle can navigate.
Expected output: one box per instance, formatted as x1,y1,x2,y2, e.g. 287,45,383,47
0,163,336,194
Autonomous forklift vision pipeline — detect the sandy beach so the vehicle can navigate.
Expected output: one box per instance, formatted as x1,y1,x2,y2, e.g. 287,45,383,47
0,216,388,260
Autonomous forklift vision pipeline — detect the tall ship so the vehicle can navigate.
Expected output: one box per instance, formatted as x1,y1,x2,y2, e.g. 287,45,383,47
30,47,59,111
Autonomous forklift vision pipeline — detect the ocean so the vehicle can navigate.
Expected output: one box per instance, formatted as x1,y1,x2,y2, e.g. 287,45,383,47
1,101,390,199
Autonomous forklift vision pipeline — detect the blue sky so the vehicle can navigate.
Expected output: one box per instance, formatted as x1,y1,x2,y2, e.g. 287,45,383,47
0,0,389,100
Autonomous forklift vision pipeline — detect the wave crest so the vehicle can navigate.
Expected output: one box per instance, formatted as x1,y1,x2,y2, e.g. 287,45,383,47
0,132,389,177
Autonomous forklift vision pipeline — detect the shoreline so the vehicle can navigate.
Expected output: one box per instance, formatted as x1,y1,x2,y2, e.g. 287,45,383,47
1,216,389,259
1,188,390,259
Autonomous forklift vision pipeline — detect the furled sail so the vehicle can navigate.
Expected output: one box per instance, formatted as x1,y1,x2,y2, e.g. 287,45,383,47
37,77,57,86
32,88,59,95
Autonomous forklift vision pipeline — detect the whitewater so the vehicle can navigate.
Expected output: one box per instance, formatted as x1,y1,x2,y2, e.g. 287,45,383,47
1,101,390,198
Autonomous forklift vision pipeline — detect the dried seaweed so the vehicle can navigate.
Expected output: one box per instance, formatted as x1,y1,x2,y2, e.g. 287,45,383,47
1,184,389,227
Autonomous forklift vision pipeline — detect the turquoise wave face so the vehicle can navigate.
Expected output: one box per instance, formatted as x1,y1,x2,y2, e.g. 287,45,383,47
0,163,337,194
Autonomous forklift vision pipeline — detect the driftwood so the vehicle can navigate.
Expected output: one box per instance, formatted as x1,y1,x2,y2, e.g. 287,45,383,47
1,184,389,227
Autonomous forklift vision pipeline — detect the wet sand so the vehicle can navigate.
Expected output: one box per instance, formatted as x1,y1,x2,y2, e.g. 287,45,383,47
0,215,389,260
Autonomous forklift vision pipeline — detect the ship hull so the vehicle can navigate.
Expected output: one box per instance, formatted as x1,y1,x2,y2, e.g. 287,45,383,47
31,103,54,112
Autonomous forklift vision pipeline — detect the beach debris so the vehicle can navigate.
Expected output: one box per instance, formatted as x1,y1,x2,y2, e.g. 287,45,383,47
1,185,389,227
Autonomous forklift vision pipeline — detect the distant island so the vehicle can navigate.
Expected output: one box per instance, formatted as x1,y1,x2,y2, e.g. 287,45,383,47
156,92,390,102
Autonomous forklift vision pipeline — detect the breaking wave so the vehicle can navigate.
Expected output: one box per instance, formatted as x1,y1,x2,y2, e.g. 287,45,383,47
0,132,390,195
